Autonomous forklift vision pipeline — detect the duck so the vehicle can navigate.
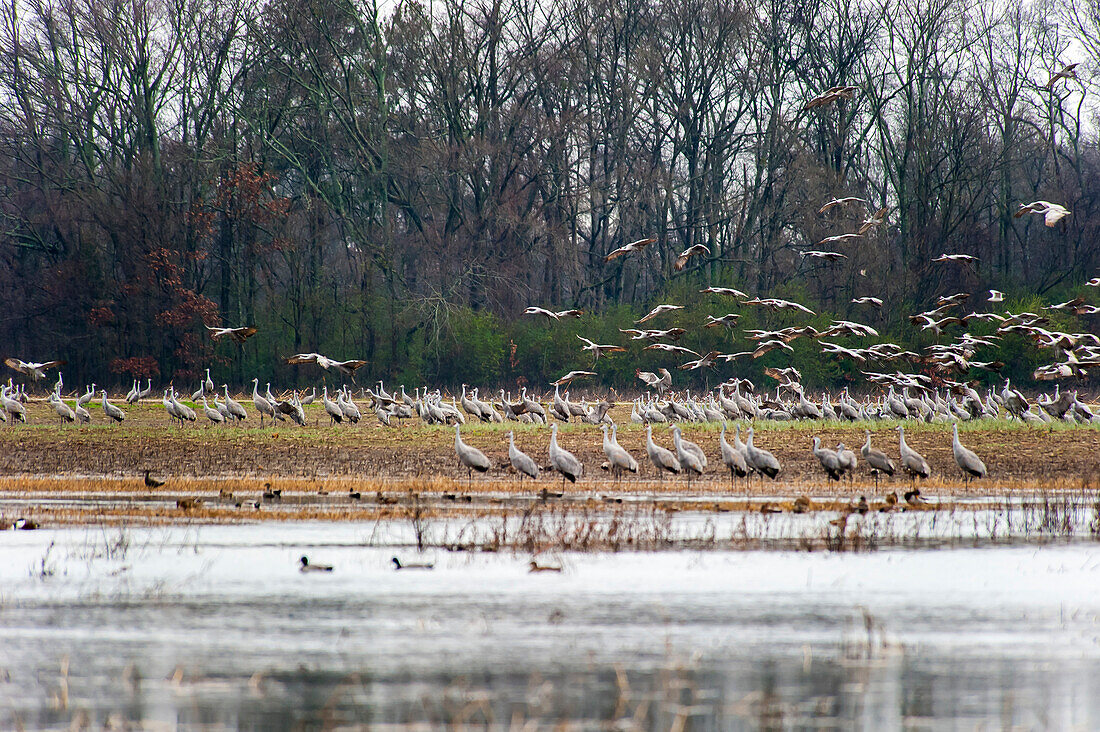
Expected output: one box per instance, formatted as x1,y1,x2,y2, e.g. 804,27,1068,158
529,560,563,573
299,556,334,573
392,557,434,570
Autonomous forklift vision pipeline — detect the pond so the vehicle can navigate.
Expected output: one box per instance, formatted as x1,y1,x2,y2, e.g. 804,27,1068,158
2,523,1099,729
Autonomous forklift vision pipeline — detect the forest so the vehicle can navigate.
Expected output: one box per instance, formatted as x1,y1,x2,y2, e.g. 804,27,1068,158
0,0,1097,391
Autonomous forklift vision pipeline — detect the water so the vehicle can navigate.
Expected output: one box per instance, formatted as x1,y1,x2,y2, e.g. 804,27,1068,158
2,523,1099,729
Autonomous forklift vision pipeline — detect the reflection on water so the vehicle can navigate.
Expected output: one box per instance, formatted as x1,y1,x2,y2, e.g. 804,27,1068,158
1,523,1099,729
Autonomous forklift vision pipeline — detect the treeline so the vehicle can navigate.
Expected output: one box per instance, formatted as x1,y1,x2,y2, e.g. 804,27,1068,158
0,0,1097,391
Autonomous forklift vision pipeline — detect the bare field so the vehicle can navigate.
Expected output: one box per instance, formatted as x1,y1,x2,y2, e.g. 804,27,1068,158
0,400,1097,529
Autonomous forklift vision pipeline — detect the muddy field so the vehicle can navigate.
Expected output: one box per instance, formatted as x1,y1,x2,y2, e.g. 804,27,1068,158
0,399,1097,530
1,400,1097,482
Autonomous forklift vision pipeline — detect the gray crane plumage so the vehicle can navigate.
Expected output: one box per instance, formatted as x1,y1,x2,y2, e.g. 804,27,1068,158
601,424,638,479
222,385,248,421
549,423,583,485
860,429,895,488
670,425,705,476
101,391,125,423
811,437,842,481
836,442,857,477
252,378,275,427
896,426,931,479
745,428,780,479
201,396,225,425
951,423,987,483
719,423,749,485
507,431,539,480
644,424,681,478
454,424,491,483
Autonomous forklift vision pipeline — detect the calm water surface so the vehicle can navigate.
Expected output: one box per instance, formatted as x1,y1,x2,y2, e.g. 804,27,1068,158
2,522,1099,730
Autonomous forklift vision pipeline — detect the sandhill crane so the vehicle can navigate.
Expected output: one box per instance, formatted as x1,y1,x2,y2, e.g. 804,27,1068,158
719,423,749,486
322,387,343,425
744,428,780,479
524,306,585,321
548,423,583,487
300,387,317,405
460,385,485,421
454,424,491,485
337,388,360,423
636,304,683,324
77,384,96,408
47,393,76,424
896,426,931,480
1000,379,1029,418
521,389,546,423
851,296,883,307
1015,201,1071,227
278,392,307,426
137,378,152,401
201,397,225,426
125,381,139,404
203,369,214,394
507,431,539,481
670,425,707,480
1045,62,1079,89
101,391,125,423
818,196,868,214
552,370,598,387
800,249,847,261
252,378,275,426
951,423,987,485
285,353,368,378
264,384,286,423
932,253,978,264
600,424,637,481
1,386,26,422
636,368,672,397
857,206,890,235
604,236,656,262
171,389,197,423
644,424,680,480
73,401,90,424
163,389,182,425
861,430,895,488
674,244,709,270
222,385,248,421
4,357,66,381
836,443,857,478
206,325,258,343
701,286,750,300
577,336,626,363
811,437,842,481
803,85,858,110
